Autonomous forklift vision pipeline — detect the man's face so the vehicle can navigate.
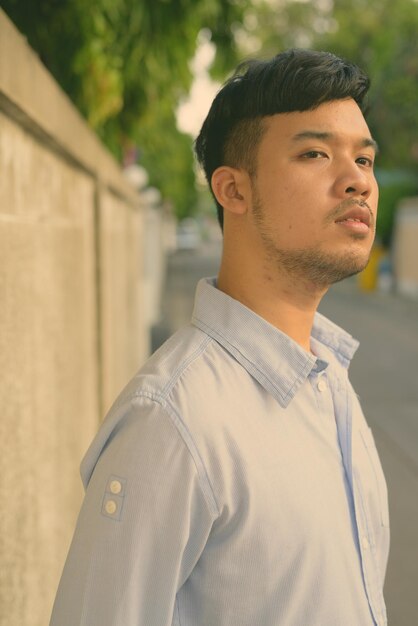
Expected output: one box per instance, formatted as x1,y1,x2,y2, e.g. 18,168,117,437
248,98,379,286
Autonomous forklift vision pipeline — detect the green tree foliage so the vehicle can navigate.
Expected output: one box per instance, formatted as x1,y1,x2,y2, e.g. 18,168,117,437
1,0,249,216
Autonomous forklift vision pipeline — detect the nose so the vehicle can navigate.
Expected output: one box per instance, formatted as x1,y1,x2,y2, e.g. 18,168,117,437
333,162,374,202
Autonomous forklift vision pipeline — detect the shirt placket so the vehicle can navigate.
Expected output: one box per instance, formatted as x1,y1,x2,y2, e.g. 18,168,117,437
331,369,387,626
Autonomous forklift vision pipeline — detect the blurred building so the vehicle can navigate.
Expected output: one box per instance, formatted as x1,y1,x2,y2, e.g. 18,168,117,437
393,197,418,298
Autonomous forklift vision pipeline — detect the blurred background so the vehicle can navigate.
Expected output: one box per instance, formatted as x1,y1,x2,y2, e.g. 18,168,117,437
0,1,417,624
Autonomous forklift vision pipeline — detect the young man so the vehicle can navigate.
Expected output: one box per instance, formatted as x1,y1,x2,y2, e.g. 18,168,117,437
50,49,389,625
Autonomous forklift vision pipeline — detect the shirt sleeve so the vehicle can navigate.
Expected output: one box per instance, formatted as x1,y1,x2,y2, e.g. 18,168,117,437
49,395,217,626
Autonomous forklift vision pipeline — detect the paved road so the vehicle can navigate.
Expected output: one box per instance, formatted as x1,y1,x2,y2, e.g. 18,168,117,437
153,242,418,626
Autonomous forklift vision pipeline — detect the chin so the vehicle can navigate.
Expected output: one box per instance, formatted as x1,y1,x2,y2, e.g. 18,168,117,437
296,249,372,287
327,253,371,285
269,240,374,287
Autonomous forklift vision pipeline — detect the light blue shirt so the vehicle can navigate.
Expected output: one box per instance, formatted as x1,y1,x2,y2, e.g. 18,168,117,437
50,277,390,626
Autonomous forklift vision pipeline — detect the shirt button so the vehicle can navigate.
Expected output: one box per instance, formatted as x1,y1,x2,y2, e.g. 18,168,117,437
362,536,369,550
105,499,117,515
110,480,122,494
317,378,327,392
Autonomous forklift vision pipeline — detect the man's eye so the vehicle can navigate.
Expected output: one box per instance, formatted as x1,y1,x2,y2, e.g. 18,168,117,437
302,151,326,159
356,156,374,167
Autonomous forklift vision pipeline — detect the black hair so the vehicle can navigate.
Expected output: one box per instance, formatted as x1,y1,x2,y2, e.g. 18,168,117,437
194,48,370,230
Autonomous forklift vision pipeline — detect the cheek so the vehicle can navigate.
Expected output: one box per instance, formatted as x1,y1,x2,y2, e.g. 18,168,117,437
257,172,326,234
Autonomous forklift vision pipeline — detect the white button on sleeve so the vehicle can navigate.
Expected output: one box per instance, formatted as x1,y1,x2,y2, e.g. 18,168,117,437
110,480,122,494
105,500,117,515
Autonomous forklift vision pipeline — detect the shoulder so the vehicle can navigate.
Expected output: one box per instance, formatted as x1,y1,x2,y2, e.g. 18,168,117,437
81,325,239,504
114,323,247,418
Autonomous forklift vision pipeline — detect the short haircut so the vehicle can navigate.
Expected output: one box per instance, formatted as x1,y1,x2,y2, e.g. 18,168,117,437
194,48,370,230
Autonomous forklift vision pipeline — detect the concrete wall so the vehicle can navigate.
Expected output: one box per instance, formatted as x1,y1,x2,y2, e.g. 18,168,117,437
393,197,418,298
0,10,158,625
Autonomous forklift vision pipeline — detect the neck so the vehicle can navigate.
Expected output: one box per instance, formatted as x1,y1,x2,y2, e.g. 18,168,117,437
217,247,328,353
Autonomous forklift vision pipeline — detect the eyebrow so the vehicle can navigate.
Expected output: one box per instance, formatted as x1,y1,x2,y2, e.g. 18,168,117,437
292,131,379,153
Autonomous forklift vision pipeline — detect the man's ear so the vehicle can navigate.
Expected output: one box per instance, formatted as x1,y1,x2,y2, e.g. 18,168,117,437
211,166,251,216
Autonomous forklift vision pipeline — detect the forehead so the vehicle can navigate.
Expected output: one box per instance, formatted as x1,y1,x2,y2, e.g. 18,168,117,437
260,98,373,148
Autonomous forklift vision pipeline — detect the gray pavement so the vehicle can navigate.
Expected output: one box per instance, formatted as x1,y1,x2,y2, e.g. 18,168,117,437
152,241,418,626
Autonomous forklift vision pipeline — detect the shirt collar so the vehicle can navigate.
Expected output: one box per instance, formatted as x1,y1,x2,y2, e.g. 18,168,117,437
191,277,359,408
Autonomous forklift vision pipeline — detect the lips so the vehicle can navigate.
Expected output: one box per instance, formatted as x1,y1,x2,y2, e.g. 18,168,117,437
335,205,372,227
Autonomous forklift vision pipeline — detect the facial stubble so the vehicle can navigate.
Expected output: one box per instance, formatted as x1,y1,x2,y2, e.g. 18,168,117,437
252,192,374,288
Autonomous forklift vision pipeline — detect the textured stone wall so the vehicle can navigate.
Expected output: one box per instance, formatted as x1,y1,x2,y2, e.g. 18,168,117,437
0,10,150,626
99,189,148,413
0,107,100,626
